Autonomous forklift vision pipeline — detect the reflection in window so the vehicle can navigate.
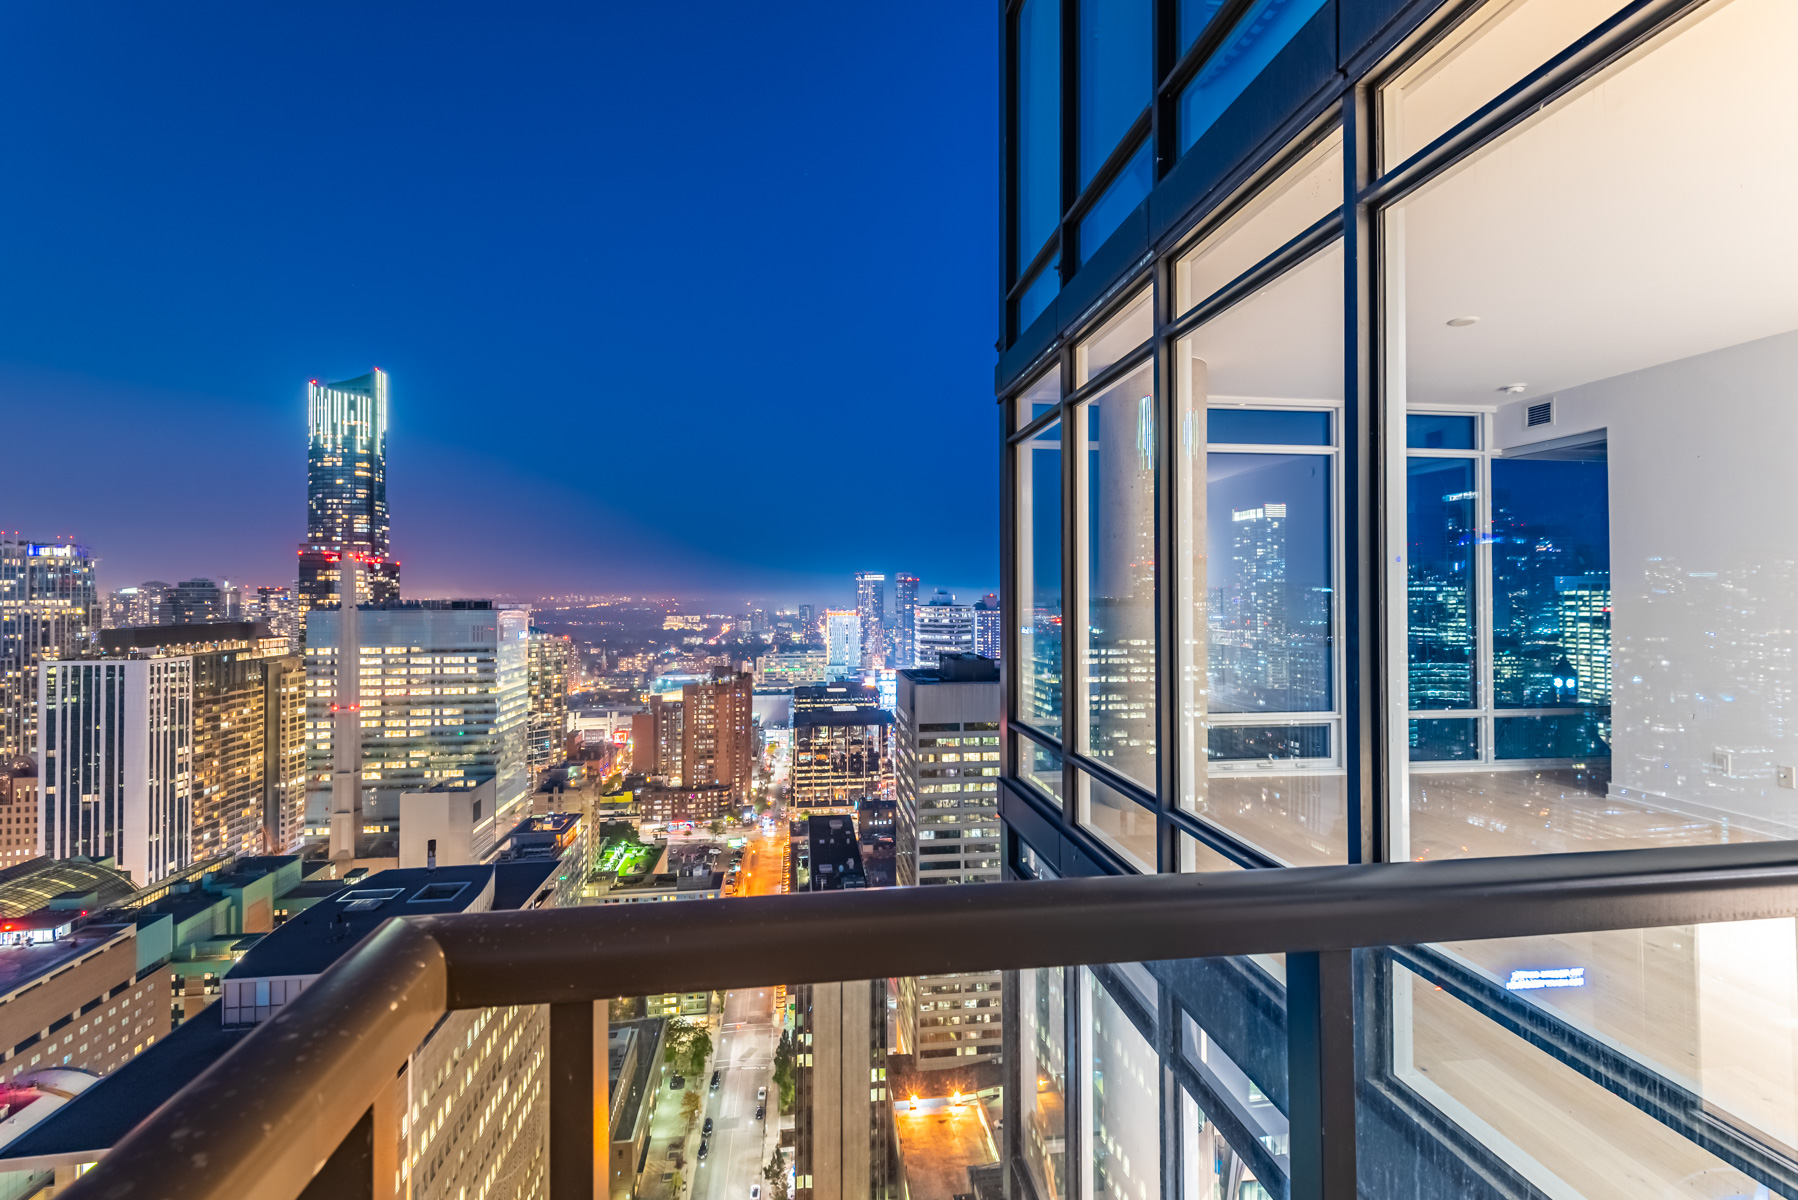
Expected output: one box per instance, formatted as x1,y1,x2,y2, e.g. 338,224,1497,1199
1406,413,1477,450
1017,0,1062,268
1020,967,1067,1200
1206,453,1331,714
1018,420,1064,739
1076,287,1153,386
1179,0,1228,53
1209,408,1329,445
1016,368,1062,432
1177,0,1329,154
1085,970,1161,1200
1020,736,1065,809
1081,772,1157,872
1078,0,1151,188
1079,140,1153,265
1080,362,1157,790
1407,457,1477,716
1409,717,1477,762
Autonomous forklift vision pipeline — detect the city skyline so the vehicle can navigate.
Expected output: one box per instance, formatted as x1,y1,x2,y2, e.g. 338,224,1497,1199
0,1,997,600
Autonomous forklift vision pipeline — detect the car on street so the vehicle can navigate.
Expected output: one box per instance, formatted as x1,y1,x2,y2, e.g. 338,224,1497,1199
671,1075,685,1090
755,1104,765,1121
751,1187,762,1200
756,1086,766,1102
698,1140,709,1160
710,1070,721,1090
703,1117,713,1135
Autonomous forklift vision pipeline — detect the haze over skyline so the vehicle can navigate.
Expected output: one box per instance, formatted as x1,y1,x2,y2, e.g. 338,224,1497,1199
0,1,997,601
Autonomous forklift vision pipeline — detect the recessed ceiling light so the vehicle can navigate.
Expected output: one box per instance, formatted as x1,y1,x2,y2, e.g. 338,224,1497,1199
1498,383,1528,394
1446,316,1480,327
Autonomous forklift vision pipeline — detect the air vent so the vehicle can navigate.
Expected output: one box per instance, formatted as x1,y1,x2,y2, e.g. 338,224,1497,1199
1526,400,1554,427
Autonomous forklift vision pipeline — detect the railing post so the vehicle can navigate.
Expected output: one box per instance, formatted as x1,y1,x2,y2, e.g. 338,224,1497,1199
1287,950,1356,1200
550,1001,600,1200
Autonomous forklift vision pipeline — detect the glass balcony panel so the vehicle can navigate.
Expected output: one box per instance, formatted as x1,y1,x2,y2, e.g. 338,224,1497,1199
1078,770,1157,872
1078,0,1151,189
1386,0,1798,860
1379,918,1798,1200
1175,129,1340,316
1017,419,1064,741
1075,286,1153,386
1077,361,1158,792
1019,967,1069,1200
1017,0,1063,269
1082,966,1162,1200
1377,0,1633,172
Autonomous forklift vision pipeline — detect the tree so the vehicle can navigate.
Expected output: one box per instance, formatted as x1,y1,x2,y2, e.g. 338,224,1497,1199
680,1089,702,1125
763,1148,789,1200
709,818,725,835
772,1029,797,1113
681,1027,713,1078
664,1017,696,1067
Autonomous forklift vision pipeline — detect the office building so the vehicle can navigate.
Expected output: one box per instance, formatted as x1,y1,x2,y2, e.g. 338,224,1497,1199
0,913,166,1083
299,369,401,614
1,540,99,764
38,656,193,886
0,760,36,869
632,694,684,782
855,572,886,670
164,579,225,625
303,601,528,859
262,652,307,853
681,670,754,805
103,583,168,630
792,707,892,814
913,591,975,668
527,627,572,779
250,586,300,651
794,681,881,715
891,574,920,670
894,655,1002,1071
825,609,860,676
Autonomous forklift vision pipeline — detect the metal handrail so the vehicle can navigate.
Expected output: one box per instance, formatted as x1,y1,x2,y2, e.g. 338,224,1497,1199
61,840,1798,1200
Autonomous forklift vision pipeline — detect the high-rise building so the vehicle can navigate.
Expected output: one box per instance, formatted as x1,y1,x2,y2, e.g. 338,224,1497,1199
893,654,1002,1071
1,539,99,763
527,627,572,780
825,610,861,676
1555,574,1612,704
681,670,754,806
855,572,886,669
263,652,308,853
165,578,225,625
633,694,686,783
972,600,1002,661
913,591,975,667
299,369,400,615
251,585,301,652
103,582,169,629
304,601,529,859
792,707,892,814
97,623,297,862
754,650,831,688
38,656,193,885
892,574,920,669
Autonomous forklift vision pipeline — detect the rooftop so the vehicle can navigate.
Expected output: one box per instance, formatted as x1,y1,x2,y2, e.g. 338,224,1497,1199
0,860,137,920
0,923,130,1003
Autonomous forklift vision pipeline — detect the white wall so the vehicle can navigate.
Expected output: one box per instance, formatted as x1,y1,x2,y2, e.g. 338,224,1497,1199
1496,329,1798,835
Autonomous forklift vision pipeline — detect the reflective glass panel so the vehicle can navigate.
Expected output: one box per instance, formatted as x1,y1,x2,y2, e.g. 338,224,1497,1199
1019,735,1065,808
1079,771,1157,872
1179,0,1228,53
1388,0,1798,858
1406,457,1476,712
1019,967,1068,1200
1378,0,1632,171
1175,130,1341,315
1016,368,1063,432
1078,139,1153,266
1208,408,1330,445
1018,255,1062,332
1078,361,1158,791
1018,0,1063,267
1177,244,1344,864
1078,0,1152,188
1405,413,1477,450
1177,0,1330,155
1076,287,1153,385
1018,419,1064,739
1084,969,1162,1200
1408,716,1477,762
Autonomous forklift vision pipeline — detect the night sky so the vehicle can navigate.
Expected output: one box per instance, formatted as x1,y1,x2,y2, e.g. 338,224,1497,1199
0,2,998,606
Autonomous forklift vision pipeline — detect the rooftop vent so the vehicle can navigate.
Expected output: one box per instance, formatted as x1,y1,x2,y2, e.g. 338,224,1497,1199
335,887,402,904
409,881,469,904
1526,400,1554,428
344,898,387,913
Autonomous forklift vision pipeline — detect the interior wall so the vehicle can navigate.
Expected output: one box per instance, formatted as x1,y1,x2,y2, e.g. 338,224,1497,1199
1495,329,1798,835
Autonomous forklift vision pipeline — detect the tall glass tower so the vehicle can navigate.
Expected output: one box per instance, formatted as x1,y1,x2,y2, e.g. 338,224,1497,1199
299,369,400,612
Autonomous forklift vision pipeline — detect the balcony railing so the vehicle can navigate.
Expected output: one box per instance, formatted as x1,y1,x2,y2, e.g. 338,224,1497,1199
59,840,1798,1200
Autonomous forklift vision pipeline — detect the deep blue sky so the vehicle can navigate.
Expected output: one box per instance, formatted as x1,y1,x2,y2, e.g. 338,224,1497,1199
0,2,998,607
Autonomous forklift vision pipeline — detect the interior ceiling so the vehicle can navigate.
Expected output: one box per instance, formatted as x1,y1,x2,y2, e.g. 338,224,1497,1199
1182,0,1797,411
1403,0,1798,408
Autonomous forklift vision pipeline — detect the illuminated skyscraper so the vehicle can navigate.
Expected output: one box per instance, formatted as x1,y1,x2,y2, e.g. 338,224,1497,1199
855,572,886,669
299,369,400,614
0,539,99,762
826,609,861,675
1555,574,1612,704
914,591,976,667
893,573,920,668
